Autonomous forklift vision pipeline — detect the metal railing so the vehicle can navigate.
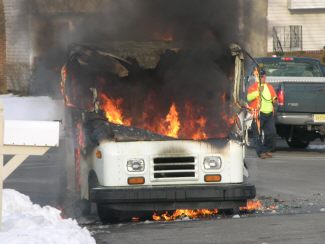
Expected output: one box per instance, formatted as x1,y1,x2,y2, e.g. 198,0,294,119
273,25,302,53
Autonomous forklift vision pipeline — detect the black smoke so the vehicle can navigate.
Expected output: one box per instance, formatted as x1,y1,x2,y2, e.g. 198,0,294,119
25,0,241,95
26,0,242,138
77,0,240,45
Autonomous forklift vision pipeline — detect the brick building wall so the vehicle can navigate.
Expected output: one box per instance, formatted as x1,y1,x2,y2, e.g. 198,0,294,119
0,0,5,93
3,0,31,93
1,0,108,95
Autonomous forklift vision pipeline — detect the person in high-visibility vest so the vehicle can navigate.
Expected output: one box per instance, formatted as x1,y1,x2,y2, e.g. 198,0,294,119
247,68,277,159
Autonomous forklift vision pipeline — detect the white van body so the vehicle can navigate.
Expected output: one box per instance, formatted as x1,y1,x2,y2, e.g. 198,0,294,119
81,139,244,194
63,44,255,222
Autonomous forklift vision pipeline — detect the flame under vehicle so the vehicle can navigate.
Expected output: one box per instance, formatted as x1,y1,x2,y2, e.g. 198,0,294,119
61,43,255,223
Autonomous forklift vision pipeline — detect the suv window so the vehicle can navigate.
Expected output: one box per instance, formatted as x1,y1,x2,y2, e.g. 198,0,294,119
261,61,323,77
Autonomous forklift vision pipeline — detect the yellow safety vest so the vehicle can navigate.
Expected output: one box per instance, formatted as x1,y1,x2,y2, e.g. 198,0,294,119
247,84,274,114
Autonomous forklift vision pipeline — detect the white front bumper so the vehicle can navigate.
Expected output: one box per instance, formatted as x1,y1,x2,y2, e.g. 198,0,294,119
92,139,244,187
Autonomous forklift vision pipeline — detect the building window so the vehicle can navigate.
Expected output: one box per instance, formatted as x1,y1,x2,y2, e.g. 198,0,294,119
273,25,302,53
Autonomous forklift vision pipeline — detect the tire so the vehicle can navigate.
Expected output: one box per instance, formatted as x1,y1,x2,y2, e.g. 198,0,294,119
81,171,99,216
97,205,152,224
79,199,92,216
245,128,256,147
286,137,309,149
219,207,240,215
97,204,120,224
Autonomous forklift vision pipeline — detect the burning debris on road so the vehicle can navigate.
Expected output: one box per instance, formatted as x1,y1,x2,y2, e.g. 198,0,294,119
148,199,279,222
152,209,218,221
88,195,324,224
122,199,275,223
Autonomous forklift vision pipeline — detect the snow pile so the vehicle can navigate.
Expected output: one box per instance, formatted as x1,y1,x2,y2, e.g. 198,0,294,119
0,189,96,244
308,144,325,150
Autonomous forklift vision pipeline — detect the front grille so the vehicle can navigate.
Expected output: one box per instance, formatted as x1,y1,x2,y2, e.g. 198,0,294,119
152,156,197,179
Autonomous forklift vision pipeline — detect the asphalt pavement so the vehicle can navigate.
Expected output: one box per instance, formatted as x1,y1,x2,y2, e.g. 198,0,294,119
91,212,325,244
88,141,325,244
5,136,325,243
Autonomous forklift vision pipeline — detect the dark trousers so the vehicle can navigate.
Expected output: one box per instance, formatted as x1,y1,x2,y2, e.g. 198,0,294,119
253,112,277,156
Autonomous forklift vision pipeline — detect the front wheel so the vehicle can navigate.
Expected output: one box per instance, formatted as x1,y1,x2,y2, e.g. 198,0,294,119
97,205,152,224
286,137,309,149
97,204,120,224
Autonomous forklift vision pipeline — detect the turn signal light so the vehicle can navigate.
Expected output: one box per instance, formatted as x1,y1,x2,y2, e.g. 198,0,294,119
95,150,102,159
128,177,145,185
204,174,222,182
281,57,294,61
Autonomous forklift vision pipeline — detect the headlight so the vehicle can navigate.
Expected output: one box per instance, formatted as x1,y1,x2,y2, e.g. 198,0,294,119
127,159,145,172
203,156,222,170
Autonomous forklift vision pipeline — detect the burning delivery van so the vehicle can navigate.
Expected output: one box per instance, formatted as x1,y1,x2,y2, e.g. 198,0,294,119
61,43,255,223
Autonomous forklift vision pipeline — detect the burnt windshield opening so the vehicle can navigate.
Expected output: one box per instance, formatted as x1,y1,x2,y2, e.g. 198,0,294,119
62,44,236,141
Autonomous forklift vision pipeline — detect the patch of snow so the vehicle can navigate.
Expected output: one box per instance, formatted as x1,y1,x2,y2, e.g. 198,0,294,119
320,208,325,212
0,189,96,244
308,144,325,150
232,214,240,219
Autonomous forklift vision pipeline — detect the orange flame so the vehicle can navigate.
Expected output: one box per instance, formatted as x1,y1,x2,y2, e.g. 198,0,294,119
253,67,260,82
220,92,227,103
240,200,263,211
146,102,180,138
141,102,181,138
96,91,232,139
60,65,77,108
74,122,85,192
152,30,174,41
152,209,218,221
182,102,208,140
191,116,207,140
165,103,180,138
60,65,67,95
221,112,235,127
76,122,85,148
100,93,132,126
